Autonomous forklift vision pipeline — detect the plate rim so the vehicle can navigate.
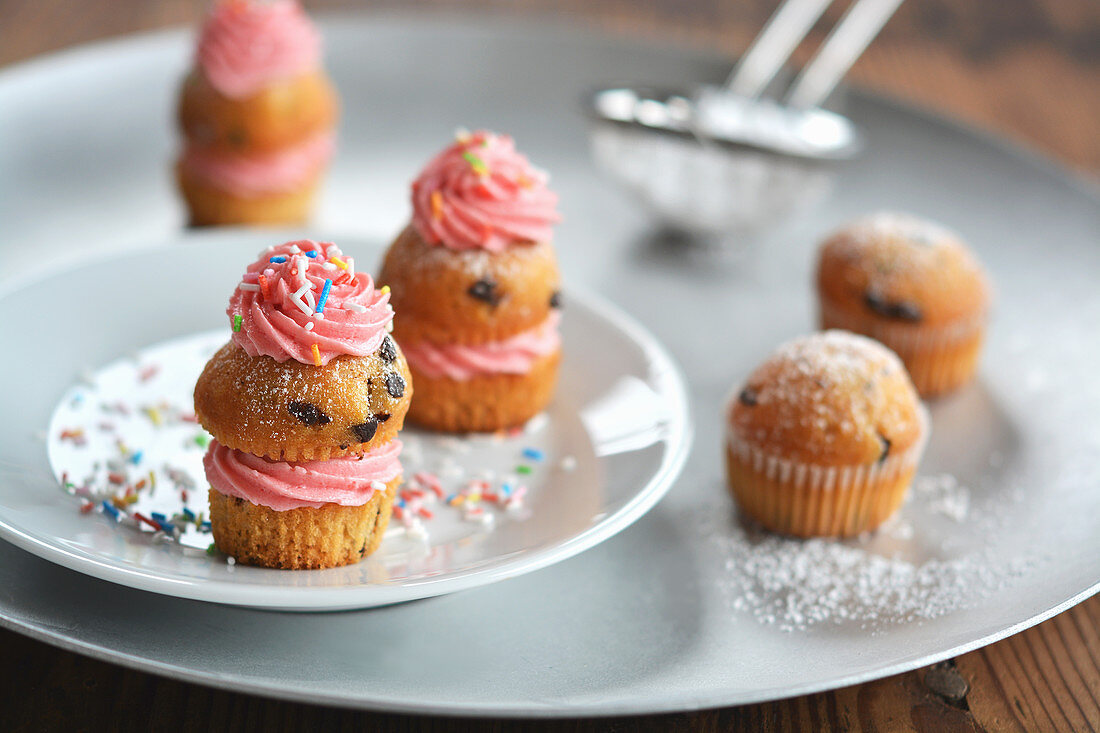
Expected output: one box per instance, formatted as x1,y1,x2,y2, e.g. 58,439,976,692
0,232,695,611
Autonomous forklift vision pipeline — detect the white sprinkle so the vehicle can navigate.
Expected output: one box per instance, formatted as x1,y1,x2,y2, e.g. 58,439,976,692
370,480,387,493
346,302,366,313
304,322,314,331
386,321,394,333
322,262,337,271
227,556,236,566
346,257,355,278
238,283,261,292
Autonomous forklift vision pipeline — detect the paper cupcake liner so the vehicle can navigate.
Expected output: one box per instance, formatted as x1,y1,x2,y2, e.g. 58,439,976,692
725,406,929,537
818,299,986,396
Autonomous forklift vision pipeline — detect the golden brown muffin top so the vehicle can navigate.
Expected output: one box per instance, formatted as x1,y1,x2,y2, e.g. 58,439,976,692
728,330,926,466
816,212,991,326
380,224,561,345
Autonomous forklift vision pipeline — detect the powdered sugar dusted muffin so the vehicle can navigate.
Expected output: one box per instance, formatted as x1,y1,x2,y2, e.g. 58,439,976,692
816,212,991,397
194,239,412,569
176,0,338,226
380,130,563,432
725,331,929,538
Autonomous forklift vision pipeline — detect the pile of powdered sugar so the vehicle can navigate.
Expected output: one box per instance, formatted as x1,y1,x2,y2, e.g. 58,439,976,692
703,474,1035,632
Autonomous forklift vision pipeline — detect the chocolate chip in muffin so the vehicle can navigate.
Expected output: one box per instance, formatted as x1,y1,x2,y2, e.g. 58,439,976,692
550,290,563,309
385,372,406,399
226,127,248,148
468,278,501,306
877,432,892,463
739,387,759,407
287,401,331,426
864,291,923,322
350,419,378,443
378,335,398,363
374,412,391,423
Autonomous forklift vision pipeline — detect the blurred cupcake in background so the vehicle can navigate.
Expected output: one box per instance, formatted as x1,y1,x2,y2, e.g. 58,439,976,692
175,0,338,226
815,212,991,397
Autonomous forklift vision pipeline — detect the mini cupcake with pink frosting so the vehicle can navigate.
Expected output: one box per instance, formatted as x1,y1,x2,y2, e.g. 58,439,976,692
380,130,563,432
194,239,413,569
176,0,338,227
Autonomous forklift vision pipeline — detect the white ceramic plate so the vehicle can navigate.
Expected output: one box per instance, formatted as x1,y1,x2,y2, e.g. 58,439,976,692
0,14,1098,717
0,232,692,611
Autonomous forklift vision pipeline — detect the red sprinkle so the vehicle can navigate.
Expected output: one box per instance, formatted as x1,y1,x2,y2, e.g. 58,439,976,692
181,490,189,503
79,501,94,514
108,472,125,484
393,505,405,520
258,274,272,301
417,507,434,520
134,512,162,531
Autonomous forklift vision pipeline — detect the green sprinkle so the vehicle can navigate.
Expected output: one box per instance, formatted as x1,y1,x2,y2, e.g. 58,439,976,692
232,314,243,332
516,465,532,475
194,434,210,448
462,151,489,176
206,543,217,556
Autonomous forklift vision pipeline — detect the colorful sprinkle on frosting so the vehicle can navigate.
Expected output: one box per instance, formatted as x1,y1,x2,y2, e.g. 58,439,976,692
228,240,393,366
410,130,561,252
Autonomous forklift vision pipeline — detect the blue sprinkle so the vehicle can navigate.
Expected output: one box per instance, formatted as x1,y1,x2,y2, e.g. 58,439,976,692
151,512,167,522
160,522,175,532
501,483,513,497
182,508,196,521
269,256,287,263
445,494,457,504
130,450,143,465
397,498,407,508
316,278,333,313
521,447,545,462
305,250,319,258
101,501,120,519
201,521,212,531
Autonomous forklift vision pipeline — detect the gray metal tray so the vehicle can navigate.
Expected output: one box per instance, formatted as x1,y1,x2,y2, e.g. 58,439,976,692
0,14,1097,717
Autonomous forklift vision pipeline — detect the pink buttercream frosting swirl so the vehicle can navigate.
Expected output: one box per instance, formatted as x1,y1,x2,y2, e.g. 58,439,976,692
410,130,561,252
196,0,321,99
402,312,561,380
180,131,334,196
228,240,394,365
204,439,402,511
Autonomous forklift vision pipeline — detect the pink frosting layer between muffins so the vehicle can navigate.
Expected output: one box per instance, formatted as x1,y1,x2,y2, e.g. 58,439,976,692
204,439,402,511
410,130,560,252
228,240,394,365
196,0,321,99
401,312,561,380
180,131,334,196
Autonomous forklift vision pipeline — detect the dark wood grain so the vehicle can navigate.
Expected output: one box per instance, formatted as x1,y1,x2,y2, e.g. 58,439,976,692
0,1,1098,730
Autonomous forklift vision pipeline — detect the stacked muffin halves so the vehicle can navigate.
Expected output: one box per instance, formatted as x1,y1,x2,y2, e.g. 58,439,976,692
194,240,412,569
176,0,338,226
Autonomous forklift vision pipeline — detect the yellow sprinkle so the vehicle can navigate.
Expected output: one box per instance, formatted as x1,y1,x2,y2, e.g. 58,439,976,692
125,494,139,506
329,257,348,271
311,343,322,366
468,493,481,503
430,190,443,220
144,407,162,427
380,285,390,295
148,470,156,489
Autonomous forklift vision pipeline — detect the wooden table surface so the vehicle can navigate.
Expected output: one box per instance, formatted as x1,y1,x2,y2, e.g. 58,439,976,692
1,1,1097,730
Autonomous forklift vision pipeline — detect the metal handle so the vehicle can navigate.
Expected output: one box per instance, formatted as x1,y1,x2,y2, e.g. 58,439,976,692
784,0,904,109
724,0,833,100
